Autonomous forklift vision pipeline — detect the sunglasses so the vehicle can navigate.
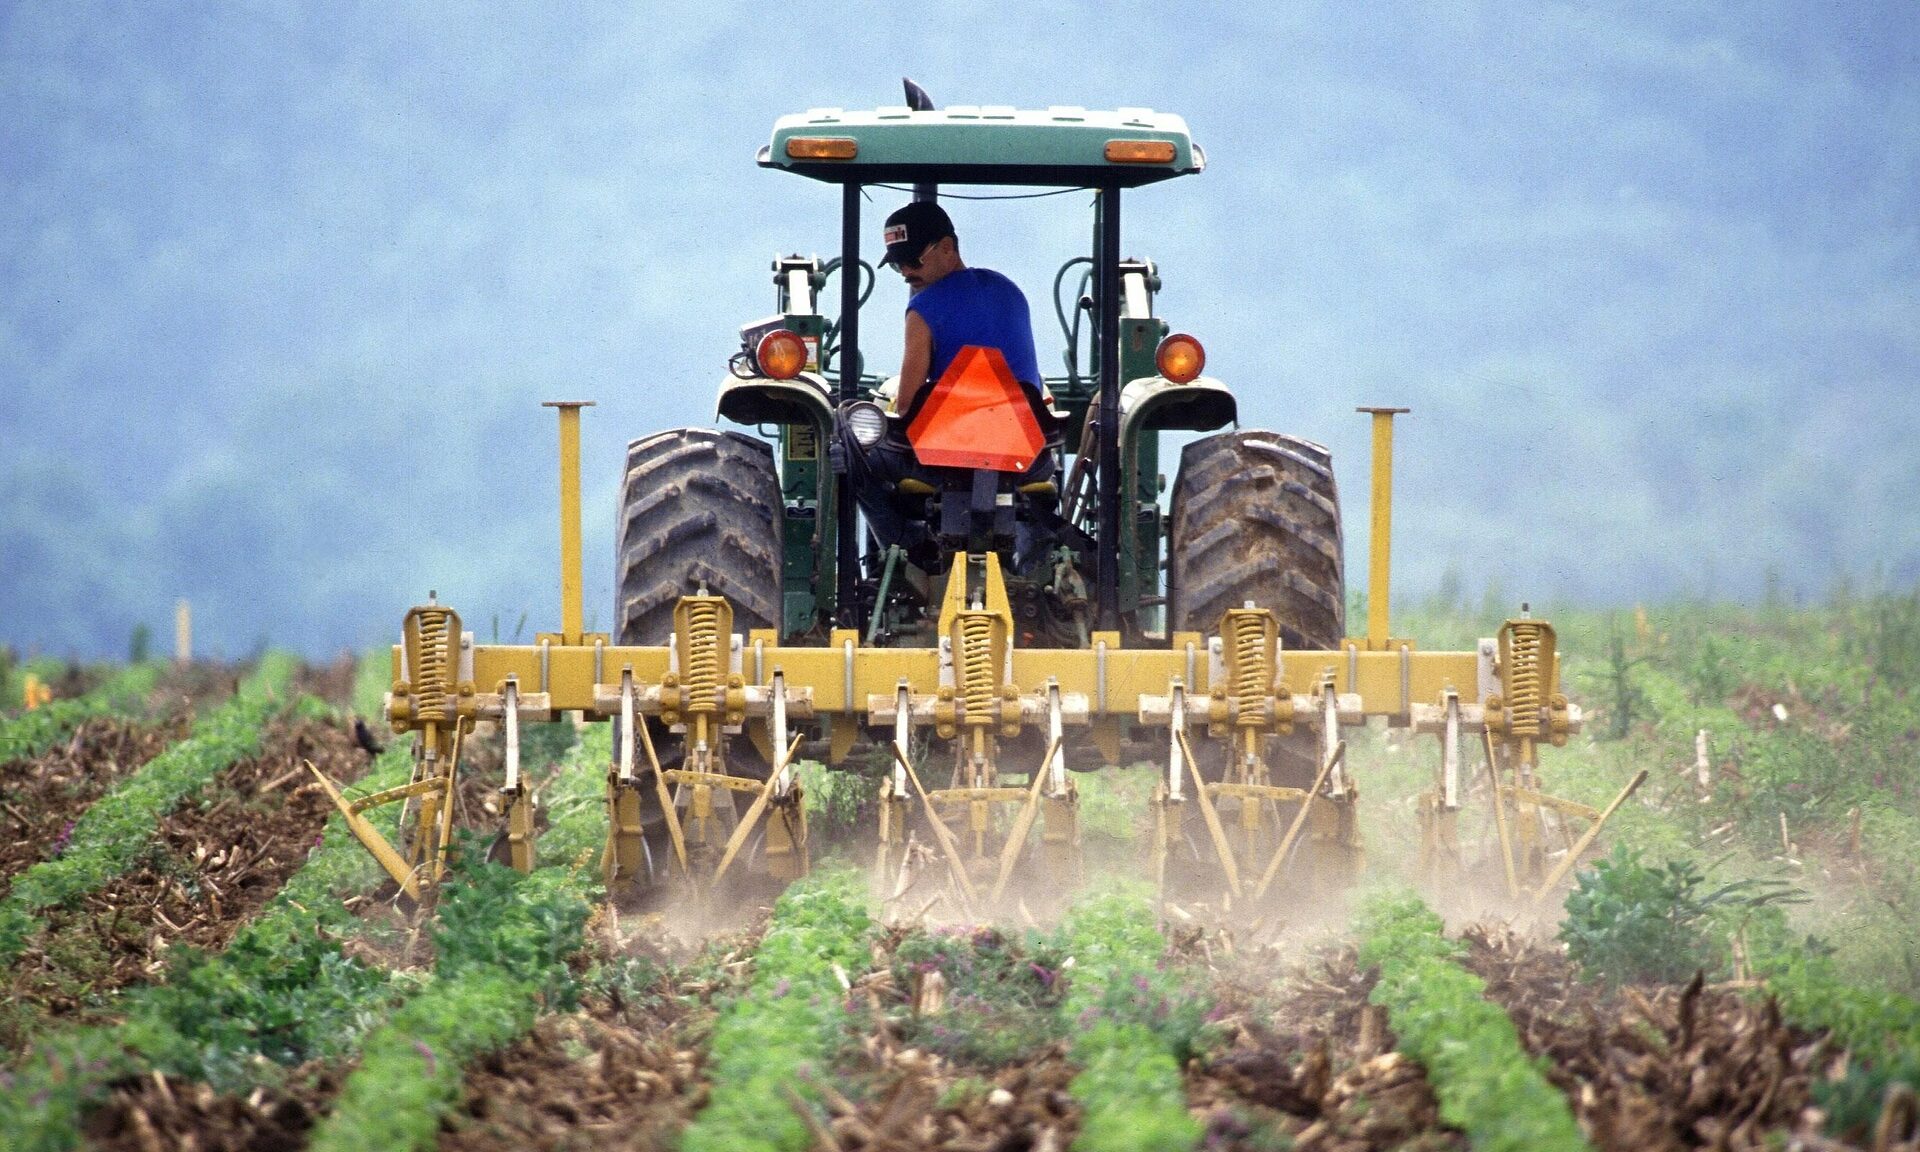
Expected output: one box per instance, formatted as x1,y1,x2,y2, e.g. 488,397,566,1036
896,238,941,271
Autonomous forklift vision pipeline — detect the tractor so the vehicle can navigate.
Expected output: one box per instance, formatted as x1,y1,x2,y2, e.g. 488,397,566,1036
327,86,1643,918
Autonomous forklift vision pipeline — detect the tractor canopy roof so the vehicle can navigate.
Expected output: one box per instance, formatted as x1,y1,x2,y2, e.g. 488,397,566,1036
759,105,1202,188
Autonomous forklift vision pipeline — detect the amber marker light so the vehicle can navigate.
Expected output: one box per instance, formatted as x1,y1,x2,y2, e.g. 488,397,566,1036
757,329,810,380
1156,333,1205,383
1104,139,1176,164
785,136,858,160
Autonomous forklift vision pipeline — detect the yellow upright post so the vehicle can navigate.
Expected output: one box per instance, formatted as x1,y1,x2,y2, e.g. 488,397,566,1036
174,599,192,665
1358,407,1409,648
543,401,595,645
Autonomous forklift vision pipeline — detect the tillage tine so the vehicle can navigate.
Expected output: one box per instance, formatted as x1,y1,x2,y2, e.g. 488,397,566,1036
711,734,804,888
433,722,463,878
1252,739,1345,901
1177,728,1241,897
636,708,690,877
308,761,422,901
886,740,979,914
1529,767,1649,906
1482,726,1521,900
988,736,1063,905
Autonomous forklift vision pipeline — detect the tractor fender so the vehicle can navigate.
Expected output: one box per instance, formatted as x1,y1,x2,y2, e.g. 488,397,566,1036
1118,374,1237,442
715,372,836,430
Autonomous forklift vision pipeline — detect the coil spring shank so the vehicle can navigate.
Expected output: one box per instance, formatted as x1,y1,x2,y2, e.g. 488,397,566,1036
958,613,997,728
1503,621,1546,737
406,607,456,724
680,599,723,715
1227,611,1271,728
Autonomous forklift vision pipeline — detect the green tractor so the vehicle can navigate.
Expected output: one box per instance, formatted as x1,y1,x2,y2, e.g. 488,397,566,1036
620,87,1341,680
607,84,1345,897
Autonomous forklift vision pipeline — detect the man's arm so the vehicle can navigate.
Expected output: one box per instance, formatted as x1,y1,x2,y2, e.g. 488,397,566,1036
894,310,932,416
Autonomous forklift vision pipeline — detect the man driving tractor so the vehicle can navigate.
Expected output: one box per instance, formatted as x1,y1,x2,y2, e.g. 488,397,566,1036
838,200,1059,569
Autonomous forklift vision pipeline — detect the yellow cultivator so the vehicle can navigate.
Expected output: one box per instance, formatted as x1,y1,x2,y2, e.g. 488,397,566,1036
317,401,1643,914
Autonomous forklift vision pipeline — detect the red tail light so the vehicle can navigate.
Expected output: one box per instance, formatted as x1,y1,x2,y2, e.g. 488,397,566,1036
756,329,809,380
1156,333,1205,383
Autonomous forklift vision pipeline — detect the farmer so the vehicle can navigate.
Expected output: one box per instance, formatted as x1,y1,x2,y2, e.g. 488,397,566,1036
836,201,1056,568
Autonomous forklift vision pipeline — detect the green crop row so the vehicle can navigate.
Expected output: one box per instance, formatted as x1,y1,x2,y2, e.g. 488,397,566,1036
680,864,874,1152
1356,890,1591,1152
1053,885,1204,1152
0,662,163,764
308,864,596,1152
1,710,601,1152
307,725,604,1152
1753,910,1920,1057
1750,937,1920,1136
0,723,413,1152
118,740,422,1086
0,654,300,965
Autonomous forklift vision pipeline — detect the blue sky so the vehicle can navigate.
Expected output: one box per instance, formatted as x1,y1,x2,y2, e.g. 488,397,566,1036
2,2,1915,658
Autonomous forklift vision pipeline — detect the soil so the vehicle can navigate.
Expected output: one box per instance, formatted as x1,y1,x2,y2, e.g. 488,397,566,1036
1,714,378,1048
85,1067,343,1152
434,922,757,1152
14,703,1908,1152
0,714,195,885
823,1046,1083,1152
781,923,1089,1152
1190,944,1467,1152
1459,923,1835,1152
440,1002,707,1151
43,897,1920,1152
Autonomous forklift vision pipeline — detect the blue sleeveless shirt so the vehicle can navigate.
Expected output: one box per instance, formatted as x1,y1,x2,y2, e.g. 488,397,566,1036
906,268,1042,392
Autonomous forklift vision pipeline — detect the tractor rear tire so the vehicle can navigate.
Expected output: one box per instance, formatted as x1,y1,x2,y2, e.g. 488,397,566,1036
1168,427,1345,807
1167,430,1345,649
1165,431,1356,896
616,428,783,645
614,428,783,887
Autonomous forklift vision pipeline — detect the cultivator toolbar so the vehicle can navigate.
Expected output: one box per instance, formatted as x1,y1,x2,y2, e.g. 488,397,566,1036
313,403,1644,913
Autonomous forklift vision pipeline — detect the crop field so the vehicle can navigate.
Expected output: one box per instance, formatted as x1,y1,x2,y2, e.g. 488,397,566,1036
2,594,1918,1152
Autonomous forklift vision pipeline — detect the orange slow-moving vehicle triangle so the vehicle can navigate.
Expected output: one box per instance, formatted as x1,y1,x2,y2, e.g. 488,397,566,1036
906,345,1047,472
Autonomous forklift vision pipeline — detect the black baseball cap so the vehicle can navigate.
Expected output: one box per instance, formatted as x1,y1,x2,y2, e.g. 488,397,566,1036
880,201,955,266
